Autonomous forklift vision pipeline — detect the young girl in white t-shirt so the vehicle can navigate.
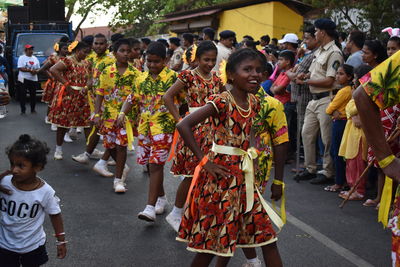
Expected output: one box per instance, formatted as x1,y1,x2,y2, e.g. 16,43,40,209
0,134,67,266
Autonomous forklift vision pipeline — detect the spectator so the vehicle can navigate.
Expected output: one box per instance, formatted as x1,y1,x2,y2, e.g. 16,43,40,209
362,40,387,68
324,64,354,192
260,35,271,48
278,33,299,53
17,44,40,115
295,18,344,184
345,30,365,68
213,30,236,72
157,38,169,49
287,26,319,173
387,36,400,57
182,33,194,49
168,37,184,71
202,27,215,42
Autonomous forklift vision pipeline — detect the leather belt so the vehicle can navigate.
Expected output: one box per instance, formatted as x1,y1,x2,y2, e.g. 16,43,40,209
311,89,339,100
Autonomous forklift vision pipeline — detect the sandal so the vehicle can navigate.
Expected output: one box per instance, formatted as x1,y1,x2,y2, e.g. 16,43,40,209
363,199,379,207
347,192,364,201
339,191,349,199
324,184,343,192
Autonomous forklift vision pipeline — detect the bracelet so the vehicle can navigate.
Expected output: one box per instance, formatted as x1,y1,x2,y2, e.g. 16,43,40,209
56,240,68,246
94,114,100,118
378,154,396,169
273,180,285,186
54,232,65,237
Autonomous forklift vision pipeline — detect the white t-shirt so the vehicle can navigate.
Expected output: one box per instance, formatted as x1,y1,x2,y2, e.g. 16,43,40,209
0,175,61,253
213,42,232,73
17,55,40,83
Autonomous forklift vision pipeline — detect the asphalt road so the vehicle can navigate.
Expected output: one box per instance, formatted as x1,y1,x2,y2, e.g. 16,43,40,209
0,101,392,267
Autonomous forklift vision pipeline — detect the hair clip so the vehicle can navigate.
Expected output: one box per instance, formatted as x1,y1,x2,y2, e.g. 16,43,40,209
68,41,79,53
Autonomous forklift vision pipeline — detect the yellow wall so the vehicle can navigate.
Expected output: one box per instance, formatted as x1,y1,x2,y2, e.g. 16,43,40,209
217,1,303,41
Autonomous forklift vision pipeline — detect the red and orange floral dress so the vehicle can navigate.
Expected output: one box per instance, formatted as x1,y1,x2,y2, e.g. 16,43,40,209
48,56,92,128
177,91,277,257
41,54,63,104
171,70,224,177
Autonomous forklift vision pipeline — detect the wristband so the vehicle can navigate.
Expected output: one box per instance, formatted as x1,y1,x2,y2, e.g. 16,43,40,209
56,240,68,246
54,232,65,237
273,180,284,186
94,114,100,118
378,154,396,169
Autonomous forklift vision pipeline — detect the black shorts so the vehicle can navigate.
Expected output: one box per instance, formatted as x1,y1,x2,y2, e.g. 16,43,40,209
0,244,49,267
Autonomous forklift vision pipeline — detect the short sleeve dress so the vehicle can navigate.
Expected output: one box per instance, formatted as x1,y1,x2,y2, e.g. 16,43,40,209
48,56,92,128
177,91,277,257
171,70,224,177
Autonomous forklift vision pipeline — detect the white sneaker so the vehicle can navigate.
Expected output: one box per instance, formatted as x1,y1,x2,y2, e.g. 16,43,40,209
45,116,51,124
242,259,262,267
93,162,114,177
317,170,329,176
138,206,156,222
155,197,168,215
69,128,78,140
166,212,182,232
64,133,73,143
107,159,116,166
51,124,57,131
72,153,90,164
114,180,127,193
54,150,63,160
77,127,83,134
89,149,104,159
122,164,130,180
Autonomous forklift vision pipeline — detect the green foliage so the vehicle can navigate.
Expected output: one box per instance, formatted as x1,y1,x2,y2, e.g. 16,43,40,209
67,0,230,37
303,0,400,37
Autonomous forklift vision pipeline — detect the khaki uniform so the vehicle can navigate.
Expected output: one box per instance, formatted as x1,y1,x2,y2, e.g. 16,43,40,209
168,46,184,71
302,40,343,177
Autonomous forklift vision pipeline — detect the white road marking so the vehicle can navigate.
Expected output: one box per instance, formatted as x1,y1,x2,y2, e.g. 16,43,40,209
287,212,375,267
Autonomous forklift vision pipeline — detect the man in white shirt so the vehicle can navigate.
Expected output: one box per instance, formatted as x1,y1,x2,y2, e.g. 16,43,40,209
213,30,236,73
17,44,40,114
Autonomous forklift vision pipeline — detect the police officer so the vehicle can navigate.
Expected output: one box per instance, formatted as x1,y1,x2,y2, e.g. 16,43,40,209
168,37,184,72
295,18,343,184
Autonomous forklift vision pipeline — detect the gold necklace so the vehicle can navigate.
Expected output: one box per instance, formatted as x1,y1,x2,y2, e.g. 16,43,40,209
193,68,213,82
227,90,252,118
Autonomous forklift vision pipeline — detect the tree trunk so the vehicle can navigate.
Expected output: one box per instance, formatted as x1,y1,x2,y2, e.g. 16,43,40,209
66,0,77,22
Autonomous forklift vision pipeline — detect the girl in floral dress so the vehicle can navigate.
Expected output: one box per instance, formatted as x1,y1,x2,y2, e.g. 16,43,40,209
48,41,92,160
39,42,69,125
163,41,225,232
176,48,283,266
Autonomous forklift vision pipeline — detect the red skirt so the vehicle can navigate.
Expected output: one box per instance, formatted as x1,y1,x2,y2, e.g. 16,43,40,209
41,79,57,104
48,87,90,128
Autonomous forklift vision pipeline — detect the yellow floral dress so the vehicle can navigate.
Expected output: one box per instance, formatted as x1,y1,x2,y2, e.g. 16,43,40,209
361,50,400,266
96,63,141,148
127,67,178,165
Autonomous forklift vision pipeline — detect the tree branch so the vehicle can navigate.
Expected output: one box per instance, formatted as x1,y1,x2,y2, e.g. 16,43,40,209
73,2,99,37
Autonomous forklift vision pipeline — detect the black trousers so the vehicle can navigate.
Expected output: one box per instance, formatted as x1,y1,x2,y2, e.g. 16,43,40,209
18,79,39,113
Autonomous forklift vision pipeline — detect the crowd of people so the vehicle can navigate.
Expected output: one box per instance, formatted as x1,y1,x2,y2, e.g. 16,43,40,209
1,16,400,267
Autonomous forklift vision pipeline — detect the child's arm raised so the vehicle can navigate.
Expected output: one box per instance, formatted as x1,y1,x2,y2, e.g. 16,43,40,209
49,213,67,259
177,104,230,178
163,80,185,122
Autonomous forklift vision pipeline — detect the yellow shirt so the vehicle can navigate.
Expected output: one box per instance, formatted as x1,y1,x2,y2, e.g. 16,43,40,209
338,99,367,160
326,85,352,118
96,63,141,128
361,50,400,110
253,89,289,186
128,67,178,136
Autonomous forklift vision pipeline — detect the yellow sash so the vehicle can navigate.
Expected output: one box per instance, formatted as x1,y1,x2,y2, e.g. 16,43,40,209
378,176,393,228
211,143,284,231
